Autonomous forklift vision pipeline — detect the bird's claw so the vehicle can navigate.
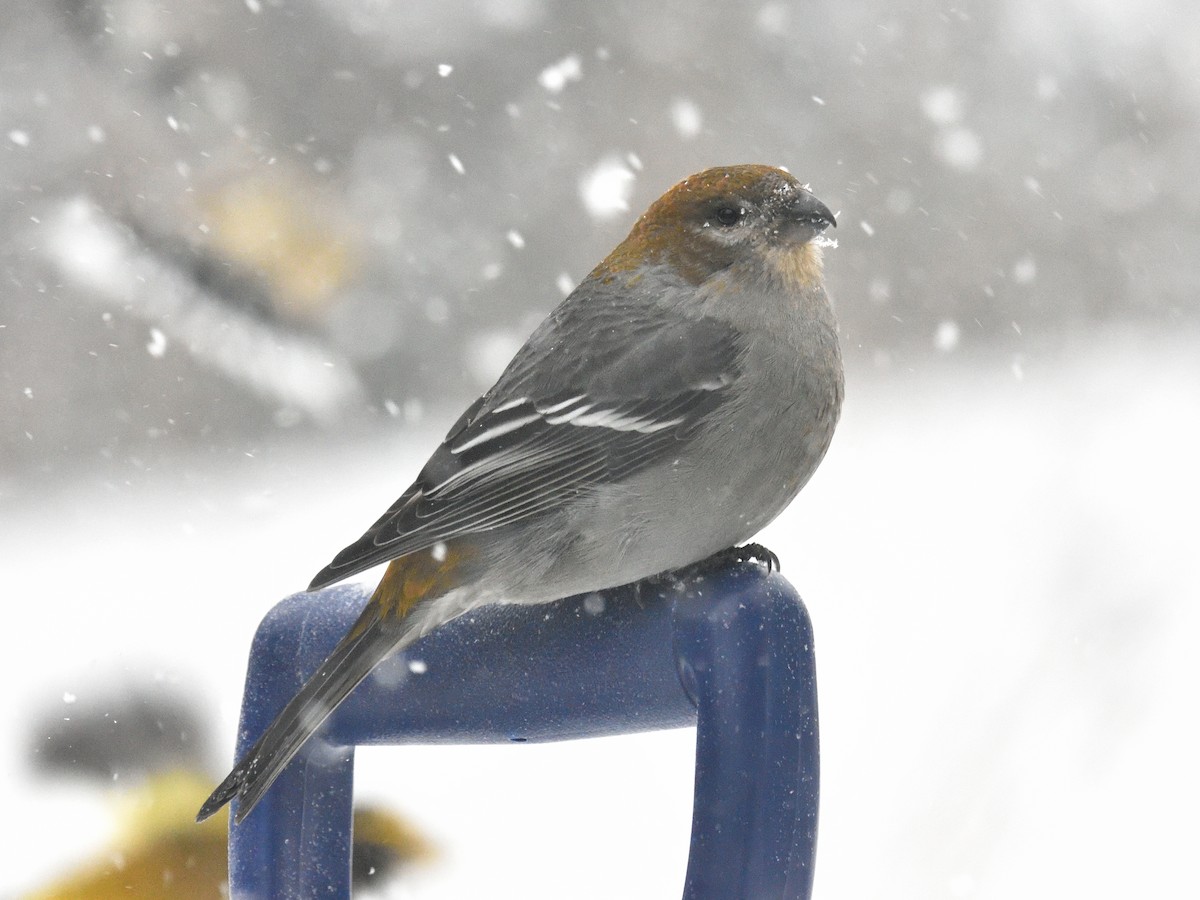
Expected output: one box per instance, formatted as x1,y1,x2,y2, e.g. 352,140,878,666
685,541,781,576
725,541,780,573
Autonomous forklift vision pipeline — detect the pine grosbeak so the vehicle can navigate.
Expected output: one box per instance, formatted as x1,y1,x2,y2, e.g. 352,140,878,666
199,164,842,823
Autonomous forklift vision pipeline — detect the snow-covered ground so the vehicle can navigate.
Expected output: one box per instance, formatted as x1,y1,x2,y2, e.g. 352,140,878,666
2,325,1198,898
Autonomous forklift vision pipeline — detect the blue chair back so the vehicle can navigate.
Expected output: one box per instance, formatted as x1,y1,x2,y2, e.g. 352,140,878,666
228,563,819,899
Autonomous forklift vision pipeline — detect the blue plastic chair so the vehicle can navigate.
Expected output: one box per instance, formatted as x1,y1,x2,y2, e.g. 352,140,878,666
226,561,820,899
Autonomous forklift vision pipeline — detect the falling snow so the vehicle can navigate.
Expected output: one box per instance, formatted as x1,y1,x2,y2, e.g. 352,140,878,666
538,54,582,93
920,85,982,172
670,98,703,139
582,593,606,616
756,2,789,35
1012,256,1037,284
920,86,965,125
934,319,961,352
579,157,636,220
146,327,167,358
935,127,984,172
465,331,524,387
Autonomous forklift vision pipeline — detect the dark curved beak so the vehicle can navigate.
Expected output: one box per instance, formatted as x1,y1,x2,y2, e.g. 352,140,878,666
789,192,837,232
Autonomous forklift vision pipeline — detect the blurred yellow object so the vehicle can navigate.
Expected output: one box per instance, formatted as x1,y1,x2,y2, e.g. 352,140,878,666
202,174,355,321
25,770,434,899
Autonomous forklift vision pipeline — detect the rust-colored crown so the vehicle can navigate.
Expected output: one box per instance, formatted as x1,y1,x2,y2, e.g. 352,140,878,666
592,165,809,285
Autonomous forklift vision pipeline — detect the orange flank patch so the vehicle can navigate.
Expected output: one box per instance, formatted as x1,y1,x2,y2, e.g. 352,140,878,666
370,542,473,623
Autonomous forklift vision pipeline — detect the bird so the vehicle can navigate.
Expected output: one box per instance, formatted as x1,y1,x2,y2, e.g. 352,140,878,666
198,163,843,825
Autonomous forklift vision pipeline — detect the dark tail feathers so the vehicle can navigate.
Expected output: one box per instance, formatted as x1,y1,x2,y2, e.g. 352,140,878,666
197,603,407,824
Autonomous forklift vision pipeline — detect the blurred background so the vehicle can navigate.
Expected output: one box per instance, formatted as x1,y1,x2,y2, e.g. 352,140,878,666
1,0,1197,897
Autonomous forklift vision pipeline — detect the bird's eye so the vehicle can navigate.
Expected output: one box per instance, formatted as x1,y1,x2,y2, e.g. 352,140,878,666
713,205,743,227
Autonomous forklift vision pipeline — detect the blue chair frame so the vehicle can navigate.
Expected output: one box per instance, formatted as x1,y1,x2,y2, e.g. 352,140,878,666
227,562,820,898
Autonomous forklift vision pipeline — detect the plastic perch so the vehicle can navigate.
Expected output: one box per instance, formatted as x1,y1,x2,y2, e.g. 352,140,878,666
226,560,820,899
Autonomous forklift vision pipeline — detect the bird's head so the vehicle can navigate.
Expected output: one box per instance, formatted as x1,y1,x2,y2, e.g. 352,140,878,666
594,164,836,290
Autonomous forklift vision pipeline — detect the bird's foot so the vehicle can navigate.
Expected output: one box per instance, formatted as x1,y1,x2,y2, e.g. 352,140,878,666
635,543,780,601
691,542,781,575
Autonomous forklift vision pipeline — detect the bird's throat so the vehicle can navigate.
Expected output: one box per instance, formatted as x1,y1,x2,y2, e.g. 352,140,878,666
766,241,825,292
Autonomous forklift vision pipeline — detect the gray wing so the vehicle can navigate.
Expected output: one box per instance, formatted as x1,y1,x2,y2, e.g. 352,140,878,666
308,301,745,590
